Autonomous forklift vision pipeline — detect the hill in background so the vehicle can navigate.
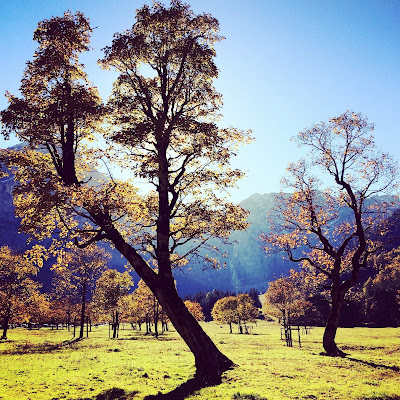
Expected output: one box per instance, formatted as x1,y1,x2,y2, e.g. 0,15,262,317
0,171,292,295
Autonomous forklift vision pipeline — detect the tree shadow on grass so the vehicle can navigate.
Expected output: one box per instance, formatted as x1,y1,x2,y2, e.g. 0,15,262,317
77,387,139,400
117,336,177,342
347,357,400,372
143,375,222,400
76,376,222,400
0,337,83,355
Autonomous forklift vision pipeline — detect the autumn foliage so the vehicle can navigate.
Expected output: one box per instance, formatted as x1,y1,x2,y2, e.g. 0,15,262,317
184,300,205,321
211,294,258,333
0,246,42,339
262,111,399,356
0,1,252,379
263,270,320,327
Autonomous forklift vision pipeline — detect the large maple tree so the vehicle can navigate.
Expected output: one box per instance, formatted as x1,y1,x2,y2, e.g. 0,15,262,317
0,2,251,380
262,111,399,356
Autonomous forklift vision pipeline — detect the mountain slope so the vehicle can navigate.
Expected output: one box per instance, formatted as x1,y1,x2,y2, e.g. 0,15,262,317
174,193,294,295
0,165,292,294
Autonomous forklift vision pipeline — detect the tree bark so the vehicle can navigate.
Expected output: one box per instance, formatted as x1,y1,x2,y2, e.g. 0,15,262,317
151,277,234,381
1,313,10,340
102,215,235,380
112,310,119,339
153,299,159,338
323,289,346,357
79,289,86,339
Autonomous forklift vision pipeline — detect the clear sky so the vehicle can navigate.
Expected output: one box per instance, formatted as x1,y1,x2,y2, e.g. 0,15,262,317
0,0,399,203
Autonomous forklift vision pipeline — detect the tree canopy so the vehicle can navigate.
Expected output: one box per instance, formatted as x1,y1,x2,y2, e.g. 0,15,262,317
51,245,110,338
263,270,316,326
211,294,258,334
0,246,41,339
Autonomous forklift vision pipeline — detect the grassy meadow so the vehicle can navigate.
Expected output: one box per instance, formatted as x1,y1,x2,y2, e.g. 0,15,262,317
0,321,399,400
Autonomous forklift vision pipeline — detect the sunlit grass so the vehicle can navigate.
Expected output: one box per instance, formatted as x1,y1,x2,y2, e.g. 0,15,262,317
1,322,399,399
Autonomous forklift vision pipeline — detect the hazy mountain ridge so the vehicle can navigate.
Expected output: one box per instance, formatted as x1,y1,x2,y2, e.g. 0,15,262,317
0,167,290,294
3,165,395,296
159,192,295,295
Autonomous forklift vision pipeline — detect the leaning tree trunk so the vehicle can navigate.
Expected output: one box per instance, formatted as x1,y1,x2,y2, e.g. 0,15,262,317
323,289,346,357
151,276,234,382
103,222,235,381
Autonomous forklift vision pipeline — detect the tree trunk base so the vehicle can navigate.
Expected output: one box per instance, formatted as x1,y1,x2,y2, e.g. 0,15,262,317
195,358,236,384
144,362,237,400
322,345,347,358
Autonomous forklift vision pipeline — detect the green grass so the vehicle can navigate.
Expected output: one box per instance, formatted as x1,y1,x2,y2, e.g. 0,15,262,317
1,322,399,399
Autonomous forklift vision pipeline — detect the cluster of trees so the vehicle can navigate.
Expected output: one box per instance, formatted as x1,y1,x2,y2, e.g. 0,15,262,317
0,244,135,340
184,287,261,321
0,241,211,342
0,0,399,386
363,249,400,326
0,246,43,339
263,251,400,330
211,294,259,334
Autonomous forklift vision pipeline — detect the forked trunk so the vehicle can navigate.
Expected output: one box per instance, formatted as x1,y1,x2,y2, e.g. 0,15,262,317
323,290,346,357
152,278,234,381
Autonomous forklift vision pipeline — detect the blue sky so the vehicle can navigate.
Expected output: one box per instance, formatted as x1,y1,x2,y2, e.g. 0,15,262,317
0,0,399,203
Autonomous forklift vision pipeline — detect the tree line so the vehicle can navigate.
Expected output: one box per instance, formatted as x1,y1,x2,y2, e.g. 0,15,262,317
263,260,400,330
0,243,262,340
3,237,398,343
184,287,262,321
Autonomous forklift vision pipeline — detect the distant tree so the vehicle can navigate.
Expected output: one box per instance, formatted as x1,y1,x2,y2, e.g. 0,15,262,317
93,269,133,338
0,2,251,380
0,246,41,339
129,285,149,331
211,294,257,333
263,270,315,326
47,298,76,329
52,245,110,338
130,279,163,336
184,300,205,321
117,294,141,329
262,111,399,356
26,292,50,327
236,294,258,333
211,296,238,333
185,289,237,321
